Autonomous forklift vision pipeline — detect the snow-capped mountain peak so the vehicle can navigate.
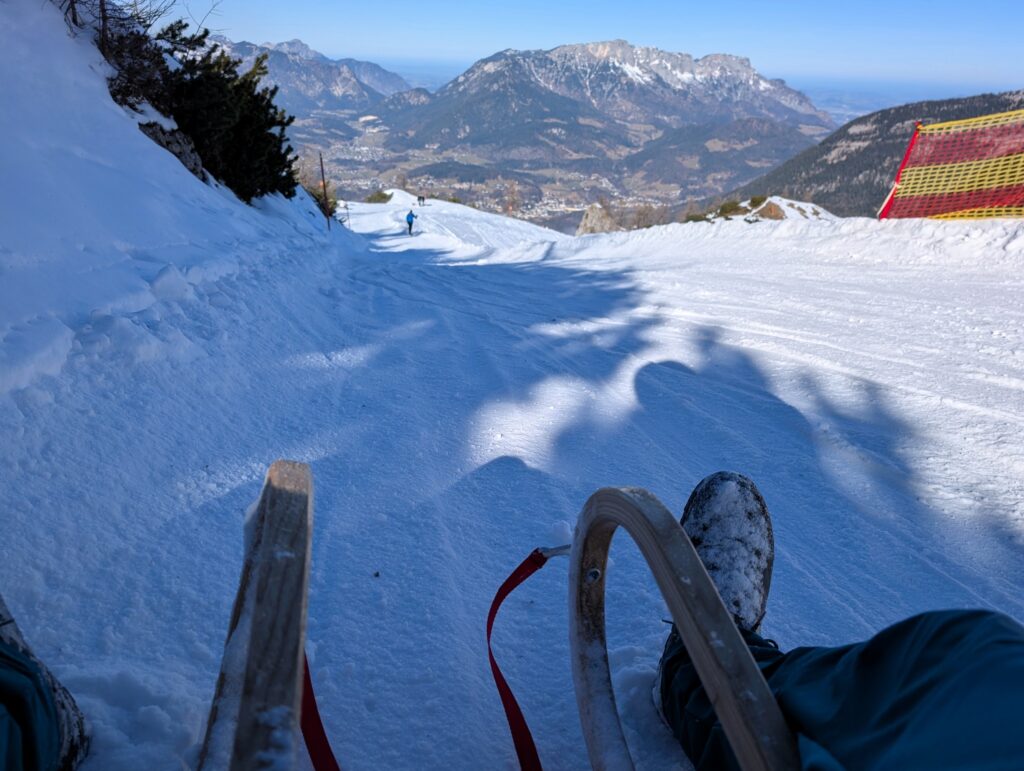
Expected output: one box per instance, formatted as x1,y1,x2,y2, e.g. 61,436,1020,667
207,36,411,116
441,40,832,131
263,38,329,61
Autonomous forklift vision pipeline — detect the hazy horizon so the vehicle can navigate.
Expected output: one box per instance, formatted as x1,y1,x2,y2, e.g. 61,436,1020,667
321,53,1019,122
366,56,1018,97
189,0,1023,96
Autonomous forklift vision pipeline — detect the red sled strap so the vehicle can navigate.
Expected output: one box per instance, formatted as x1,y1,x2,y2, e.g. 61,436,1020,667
300,545,566,771
487,546,569,771
303,653,342,771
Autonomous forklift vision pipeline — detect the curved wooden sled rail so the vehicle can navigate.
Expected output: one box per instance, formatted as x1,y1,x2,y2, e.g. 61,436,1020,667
569,487,799,771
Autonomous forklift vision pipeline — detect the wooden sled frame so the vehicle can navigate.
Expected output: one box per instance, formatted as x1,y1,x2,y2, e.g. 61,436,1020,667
570,487,799,771
192,467,795,769
198,460,313,771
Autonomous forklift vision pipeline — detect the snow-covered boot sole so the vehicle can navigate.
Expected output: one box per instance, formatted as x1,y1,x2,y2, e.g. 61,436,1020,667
680,471,774,634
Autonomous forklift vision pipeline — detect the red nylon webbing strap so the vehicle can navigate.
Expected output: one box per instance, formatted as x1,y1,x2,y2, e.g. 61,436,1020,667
302,653,342,771
487,548,551,771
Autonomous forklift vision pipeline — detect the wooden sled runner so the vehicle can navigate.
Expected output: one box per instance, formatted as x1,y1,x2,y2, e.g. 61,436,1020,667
569,487,799,771
197,460,314,771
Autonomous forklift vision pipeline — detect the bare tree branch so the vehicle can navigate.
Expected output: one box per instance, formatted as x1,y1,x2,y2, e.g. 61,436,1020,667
183,0,223,33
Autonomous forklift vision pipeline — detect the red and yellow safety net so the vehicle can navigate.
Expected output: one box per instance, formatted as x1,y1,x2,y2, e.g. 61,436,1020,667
878,108,1024,219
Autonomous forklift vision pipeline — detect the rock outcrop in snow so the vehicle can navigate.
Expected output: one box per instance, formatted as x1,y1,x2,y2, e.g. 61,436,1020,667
139,122,205,180
576,203,621,235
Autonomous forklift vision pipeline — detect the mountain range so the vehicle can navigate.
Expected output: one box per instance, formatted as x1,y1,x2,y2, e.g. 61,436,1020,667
212,37,839,218
381,42,832,154
727,90,1024,217
210,36,411,114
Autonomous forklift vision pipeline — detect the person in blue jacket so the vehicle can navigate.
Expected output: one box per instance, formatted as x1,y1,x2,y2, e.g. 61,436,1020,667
657,471,1024,770
406,209,417,235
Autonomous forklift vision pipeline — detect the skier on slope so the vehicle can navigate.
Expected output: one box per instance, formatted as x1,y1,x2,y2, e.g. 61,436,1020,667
655,471,1024,770
406,209,417,236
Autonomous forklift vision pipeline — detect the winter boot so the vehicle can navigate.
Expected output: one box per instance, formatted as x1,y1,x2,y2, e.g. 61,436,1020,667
654,471,775,726
0,592,90,771
680,471,774,634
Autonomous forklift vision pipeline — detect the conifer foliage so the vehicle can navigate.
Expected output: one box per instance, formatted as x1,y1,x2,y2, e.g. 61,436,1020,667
158,23,297,202
77,2,297,203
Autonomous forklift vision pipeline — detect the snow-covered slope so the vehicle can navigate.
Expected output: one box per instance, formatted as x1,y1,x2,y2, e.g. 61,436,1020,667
2,4,1024,770
347,190,566,259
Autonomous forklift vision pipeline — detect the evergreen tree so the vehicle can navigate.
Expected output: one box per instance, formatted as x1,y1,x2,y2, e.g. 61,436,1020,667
92,9,299,202
221,56,297,201
156,23,297,201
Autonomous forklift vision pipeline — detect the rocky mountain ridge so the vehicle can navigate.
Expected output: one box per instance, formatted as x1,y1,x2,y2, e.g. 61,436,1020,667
209,36,411,116
446,41,831,130
376,40,835,208
729,90,1024,217
212,35,838,224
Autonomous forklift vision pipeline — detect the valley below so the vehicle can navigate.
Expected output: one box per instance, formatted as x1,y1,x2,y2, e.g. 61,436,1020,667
223,37,835,231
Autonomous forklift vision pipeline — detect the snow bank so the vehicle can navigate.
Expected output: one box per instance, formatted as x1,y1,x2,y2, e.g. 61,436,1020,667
0,0,358,395
0,3,358,767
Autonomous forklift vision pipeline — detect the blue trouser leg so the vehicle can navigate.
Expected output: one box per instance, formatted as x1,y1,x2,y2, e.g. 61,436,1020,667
658,609,1024,770
0,640,61,771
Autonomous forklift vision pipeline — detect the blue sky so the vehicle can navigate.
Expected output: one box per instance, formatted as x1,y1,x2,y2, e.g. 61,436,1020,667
192,0,1023,91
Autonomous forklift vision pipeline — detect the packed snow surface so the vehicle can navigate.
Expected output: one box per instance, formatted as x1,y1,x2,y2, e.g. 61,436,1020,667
3,3,1024,769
